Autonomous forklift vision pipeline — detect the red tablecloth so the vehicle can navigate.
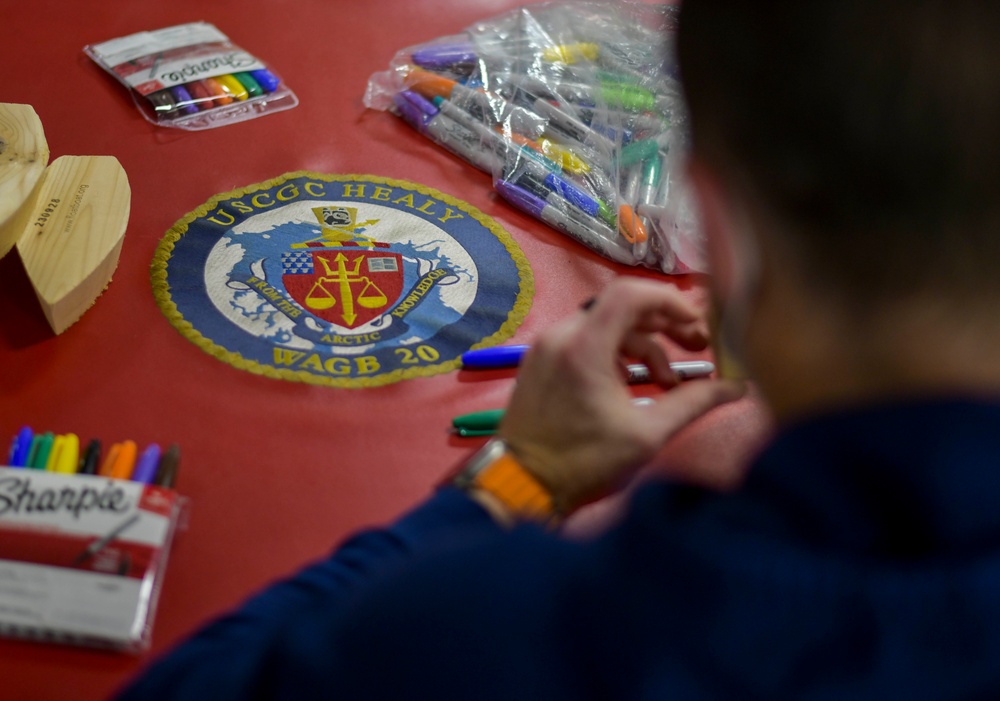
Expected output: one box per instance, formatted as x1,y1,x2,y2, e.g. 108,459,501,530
0,1,768,697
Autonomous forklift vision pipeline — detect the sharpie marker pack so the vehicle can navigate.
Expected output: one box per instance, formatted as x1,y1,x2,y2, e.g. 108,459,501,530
85,22,297,131
365,2,701,275
0,466,187,652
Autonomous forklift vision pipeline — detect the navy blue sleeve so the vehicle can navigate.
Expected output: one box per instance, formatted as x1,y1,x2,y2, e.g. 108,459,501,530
115,487,501,700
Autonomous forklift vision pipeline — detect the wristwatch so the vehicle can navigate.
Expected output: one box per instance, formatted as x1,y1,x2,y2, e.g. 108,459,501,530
450,438,557,525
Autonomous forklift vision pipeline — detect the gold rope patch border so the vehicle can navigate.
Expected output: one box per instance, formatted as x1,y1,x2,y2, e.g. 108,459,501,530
151,171,534,389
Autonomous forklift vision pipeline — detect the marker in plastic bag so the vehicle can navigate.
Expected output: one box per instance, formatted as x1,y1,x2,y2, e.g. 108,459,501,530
411,43,479,70
147,90,179,116
216,74,249,101
233,72,264,97
496,180,636,265
619,138,659,168
188,80,220,108
618,204,648,252
395,93,504,174
199,78,232,106
531,98,616,156
168,84,199,114
536,137,590,175
249,69,280,93
541,42,599,64
398,93,504,173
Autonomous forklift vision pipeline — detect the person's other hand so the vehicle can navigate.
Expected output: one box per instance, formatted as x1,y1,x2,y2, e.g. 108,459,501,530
498,277,745,516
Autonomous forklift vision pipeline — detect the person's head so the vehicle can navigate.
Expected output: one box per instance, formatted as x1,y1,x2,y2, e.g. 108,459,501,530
676,1,1000,418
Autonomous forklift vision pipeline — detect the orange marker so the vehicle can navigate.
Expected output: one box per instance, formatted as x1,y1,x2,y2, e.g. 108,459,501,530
187,80,219,109
108,440,138,479
617,204,648,244
202,77,233,106
403,66,459,100
98,442,122,477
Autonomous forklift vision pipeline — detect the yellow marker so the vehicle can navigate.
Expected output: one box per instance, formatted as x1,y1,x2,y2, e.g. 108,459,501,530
109,440,138,480
542,42,599,64
215,74,249,101
53,433,80,474
45,434,66,471
537,138,590,175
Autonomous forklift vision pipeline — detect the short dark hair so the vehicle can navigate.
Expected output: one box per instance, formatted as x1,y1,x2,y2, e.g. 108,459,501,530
677,1,1000,308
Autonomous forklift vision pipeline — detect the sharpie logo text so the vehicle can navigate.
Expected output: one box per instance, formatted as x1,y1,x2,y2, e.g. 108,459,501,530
160,52,257,84
0,476,132,519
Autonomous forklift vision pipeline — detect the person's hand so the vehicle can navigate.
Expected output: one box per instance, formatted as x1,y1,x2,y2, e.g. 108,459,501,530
498,277,745,516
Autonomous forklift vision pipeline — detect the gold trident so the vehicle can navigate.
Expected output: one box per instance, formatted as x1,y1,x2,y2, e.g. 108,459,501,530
305,253,388,326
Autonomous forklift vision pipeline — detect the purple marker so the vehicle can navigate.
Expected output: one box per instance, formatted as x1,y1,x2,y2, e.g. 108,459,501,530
393,93,429,130
131,443,162,483
395,91,504,173
169,84,199,114
411,43,478,70
496,180,635,263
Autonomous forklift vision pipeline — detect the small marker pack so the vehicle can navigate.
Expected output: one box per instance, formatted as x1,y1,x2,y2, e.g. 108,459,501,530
0,467,188,652
85,22,297,131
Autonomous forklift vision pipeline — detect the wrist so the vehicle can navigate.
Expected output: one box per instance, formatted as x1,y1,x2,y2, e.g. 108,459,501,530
446,438,560,527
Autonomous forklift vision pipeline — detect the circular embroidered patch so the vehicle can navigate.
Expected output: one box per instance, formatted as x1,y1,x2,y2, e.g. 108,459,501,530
152,172,533,387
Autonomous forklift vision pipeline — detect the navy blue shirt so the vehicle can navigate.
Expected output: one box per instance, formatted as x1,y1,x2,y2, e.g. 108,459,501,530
118,400,1000,699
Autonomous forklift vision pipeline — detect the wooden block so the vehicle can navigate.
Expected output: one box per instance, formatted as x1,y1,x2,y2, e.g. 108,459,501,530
15,155,131,334
0,104,49,259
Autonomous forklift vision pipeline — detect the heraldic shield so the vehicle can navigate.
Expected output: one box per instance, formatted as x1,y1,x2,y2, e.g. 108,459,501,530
282,245,405,329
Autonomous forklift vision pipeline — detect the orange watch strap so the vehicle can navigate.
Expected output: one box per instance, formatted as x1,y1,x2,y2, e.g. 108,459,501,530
449,439,557,524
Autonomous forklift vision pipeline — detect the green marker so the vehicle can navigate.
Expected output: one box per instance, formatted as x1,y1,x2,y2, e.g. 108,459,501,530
452,409,505,434
29,432,54,469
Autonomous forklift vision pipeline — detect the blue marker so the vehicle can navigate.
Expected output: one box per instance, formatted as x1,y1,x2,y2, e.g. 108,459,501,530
460,345,716,381
7,426,33,467
543,173,600,217
461,344,531,369
249,69,281,93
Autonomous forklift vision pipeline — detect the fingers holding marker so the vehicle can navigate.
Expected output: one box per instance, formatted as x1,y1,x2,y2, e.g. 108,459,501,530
582,278,709,358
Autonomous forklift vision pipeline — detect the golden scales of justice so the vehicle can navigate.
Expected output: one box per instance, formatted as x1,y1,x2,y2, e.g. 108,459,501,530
296,206,389,326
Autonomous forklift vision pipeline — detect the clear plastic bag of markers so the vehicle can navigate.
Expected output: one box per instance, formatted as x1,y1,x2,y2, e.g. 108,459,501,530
84,22,298,131
365,1,705,274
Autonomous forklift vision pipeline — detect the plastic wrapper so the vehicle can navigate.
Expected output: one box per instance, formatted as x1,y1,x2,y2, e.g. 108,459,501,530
0,466,188,652
365,2,704,274
85,22,297,131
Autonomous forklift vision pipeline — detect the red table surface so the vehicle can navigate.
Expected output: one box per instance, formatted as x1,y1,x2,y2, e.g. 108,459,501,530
0,1,769,698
